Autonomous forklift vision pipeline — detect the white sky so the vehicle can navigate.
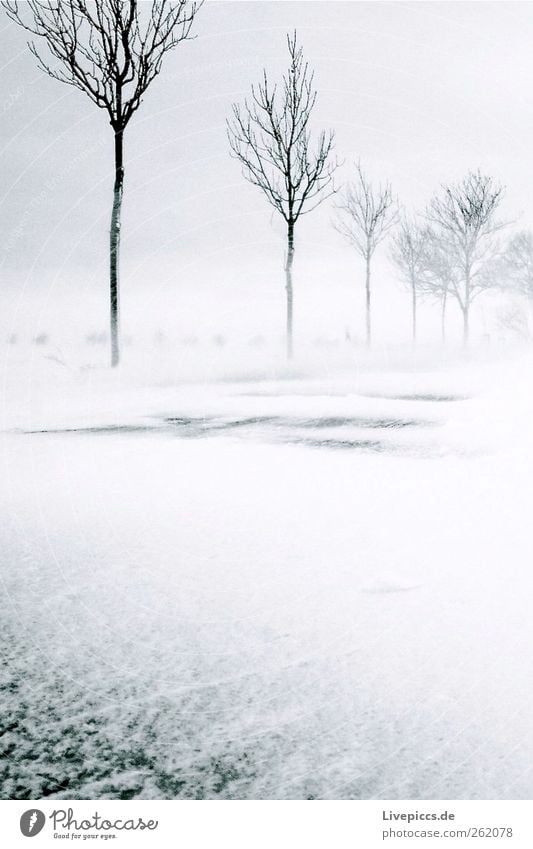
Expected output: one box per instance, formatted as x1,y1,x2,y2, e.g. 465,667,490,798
1,1,533,345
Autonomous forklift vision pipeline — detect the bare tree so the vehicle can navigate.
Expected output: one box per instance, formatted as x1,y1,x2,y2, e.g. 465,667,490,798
497,230,533,298
390,216,431,343
495,302,531,341
4,0,202,367
426,170,505,344
334,162,397,347
418,229,459,344
227,32,337,360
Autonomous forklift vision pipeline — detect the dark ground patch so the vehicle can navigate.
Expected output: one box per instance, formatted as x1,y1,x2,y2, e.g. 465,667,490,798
20,413,431,438
362,393,469,403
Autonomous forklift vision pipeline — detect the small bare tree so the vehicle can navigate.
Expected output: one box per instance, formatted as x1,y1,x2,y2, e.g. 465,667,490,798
497,230,533,298
334,162,397,347
4,0,202,367
390,217,431,343
495,303,531,341
426,170,505,344
227,32,337,360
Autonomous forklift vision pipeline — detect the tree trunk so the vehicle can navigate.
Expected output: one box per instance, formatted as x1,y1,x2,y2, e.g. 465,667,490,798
411,276,417,344
285,220,295,360
463,269,471,347
110,128,124,368
463,305,470,346
441,289,447,344
365,254,371,347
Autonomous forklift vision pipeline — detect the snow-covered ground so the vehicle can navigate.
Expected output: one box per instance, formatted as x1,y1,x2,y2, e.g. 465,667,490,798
1,342,532,799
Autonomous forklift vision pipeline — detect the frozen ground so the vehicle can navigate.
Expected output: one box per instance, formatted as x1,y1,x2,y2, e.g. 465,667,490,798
1,342,533,799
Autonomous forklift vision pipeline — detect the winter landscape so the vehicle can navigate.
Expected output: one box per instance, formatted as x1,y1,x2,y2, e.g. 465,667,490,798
2,1,533,801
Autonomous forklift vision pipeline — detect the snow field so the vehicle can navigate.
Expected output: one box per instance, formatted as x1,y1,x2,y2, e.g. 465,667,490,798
1,348,532,798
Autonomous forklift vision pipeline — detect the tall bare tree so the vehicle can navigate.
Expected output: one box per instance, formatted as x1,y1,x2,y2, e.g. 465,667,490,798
426,170,505,344
227,32,337,360
4,0,202,367
390,216,431,343
334,162,397,347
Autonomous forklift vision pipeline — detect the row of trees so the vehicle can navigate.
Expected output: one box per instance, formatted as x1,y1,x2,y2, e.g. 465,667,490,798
390,172,505,346
4,4,529,363
227,33,519,354
380,178,533,347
